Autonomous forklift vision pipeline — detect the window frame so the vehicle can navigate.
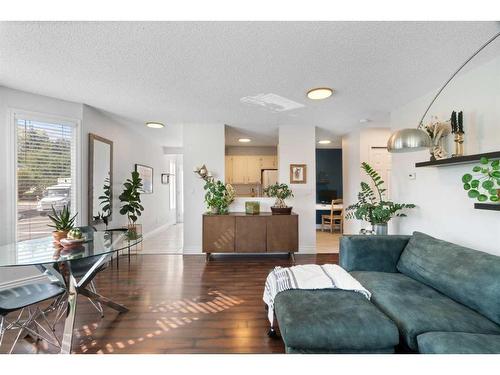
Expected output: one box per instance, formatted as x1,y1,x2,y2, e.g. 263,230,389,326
9,108,82,242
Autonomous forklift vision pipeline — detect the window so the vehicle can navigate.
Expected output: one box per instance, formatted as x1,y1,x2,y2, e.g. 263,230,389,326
16,117,78,242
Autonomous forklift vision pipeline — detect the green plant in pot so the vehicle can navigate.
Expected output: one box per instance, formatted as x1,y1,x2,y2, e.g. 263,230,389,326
264,183,294,215
48,204,77,243
346,162,415,234
119,171,144,239
204,179,235,214
462,157,500,203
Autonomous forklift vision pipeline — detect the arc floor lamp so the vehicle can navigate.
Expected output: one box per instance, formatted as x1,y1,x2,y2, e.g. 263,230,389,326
387,30,500,153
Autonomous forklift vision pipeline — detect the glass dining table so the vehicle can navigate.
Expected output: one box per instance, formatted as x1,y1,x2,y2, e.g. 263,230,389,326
0,231,142,354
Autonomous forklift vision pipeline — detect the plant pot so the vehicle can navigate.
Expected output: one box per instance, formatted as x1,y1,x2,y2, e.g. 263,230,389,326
52,230,68,244
372,223,388,235
271,206,292,215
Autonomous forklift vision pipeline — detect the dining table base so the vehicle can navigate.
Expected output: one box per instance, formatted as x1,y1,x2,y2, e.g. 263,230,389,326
39,253,129,354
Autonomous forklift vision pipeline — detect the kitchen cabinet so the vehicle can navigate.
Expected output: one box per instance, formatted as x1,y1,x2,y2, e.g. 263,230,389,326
225,155,277,184
260,155,277,169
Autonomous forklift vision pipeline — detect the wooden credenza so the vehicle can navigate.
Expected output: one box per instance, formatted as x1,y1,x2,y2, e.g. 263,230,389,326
202,212,298,260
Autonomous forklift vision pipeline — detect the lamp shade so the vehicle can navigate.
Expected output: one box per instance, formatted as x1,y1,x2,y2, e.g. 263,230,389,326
387,128,432,153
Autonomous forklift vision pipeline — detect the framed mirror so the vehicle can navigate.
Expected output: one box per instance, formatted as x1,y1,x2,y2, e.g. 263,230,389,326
88,133,113,226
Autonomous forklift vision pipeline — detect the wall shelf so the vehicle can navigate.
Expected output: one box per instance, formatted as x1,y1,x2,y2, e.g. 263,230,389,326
415,151,500,168
474,203,500,211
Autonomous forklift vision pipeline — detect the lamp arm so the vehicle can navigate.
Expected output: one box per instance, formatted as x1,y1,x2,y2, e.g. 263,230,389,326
417,31,500,129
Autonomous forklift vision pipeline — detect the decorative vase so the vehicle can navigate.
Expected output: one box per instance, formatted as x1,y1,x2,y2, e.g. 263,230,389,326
52,230,68,244
372,223,388,235
271,206,292,215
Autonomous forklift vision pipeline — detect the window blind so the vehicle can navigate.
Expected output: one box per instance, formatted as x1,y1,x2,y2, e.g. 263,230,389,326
16,119,76,242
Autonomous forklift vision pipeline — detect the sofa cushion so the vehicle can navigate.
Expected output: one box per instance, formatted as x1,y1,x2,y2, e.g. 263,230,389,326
274,289,399,353
397,231,500,325
351,271,500,351
417,332,500,354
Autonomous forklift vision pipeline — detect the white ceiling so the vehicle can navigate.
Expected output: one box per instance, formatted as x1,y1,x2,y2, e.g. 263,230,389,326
1,21,499,147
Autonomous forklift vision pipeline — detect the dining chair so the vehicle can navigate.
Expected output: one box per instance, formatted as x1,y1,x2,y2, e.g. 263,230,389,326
321,199,344,233
0,283,65,353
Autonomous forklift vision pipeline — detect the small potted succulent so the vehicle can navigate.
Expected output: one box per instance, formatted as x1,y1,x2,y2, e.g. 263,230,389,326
264,183,294,215
462,157,500,203
48,204,77,243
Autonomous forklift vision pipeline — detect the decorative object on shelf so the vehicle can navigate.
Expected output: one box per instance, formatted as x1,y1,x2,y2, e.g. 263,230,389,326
346,162,415,235
423,116,452,161
359,228,375,235
245,201,260,215
451,110,465,157
203,179,235,215
48,204,77,243
93,176,112,229
387,31,500,153
462,157,500,203
194,164,212,181
135,164,153,194
264,183,294,215
161,173,171,184
119,171,145,238
290,164,307,184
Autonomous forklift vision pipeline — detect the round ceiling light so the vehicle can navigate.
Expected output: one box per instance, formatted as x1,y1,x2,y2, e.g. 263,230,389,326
307,87,334,100
318,140,331,144
146,121,164,129
238,138,251,143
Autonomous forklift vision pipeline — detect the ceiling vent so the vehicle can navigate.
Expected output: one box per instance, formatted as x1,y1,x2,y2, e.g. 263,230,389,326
240,93,304,113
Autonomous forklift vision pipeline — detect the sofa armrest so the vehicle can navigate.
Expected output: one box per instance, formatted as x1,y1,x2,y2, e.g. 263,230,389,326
340,235,411,273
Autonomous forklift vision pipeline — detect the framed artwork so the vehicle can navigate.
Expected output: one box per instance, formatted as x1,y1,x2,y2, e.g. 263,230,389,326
161,173,170,184
135,164,153,194
290,164,307,184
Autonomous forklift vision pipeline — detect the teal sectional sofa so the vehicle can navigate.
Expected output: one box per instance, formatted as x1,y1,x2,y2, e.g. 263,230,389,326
273,231,500,354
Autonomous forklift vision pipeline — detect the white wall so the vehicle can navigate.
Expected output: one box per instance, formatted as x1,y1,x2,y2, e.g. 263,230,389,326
82,105,174,232
390,55,500,255
182,123,225,253
278,125,316,253
342,128,392,234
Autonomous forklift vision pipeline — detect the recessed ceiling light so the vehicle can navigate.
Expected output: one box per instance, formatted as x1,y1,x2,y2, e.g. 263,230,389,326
318,140,332,145
359,119,371,124
146,121,164,129
238,138,251,143
307,87,334,100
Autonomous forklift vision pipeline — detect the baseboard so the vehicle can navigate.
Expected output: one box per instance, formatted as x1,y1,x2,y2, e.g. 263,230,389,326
0,274,49,291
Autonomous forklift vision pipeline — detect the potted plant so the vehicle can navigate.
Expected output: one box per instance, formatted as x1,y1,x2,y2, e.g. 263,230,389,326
119,171,144,238
48,204,77,243
462,157,500,203
264,183,294,215
346,162,415,234
204,179,235,214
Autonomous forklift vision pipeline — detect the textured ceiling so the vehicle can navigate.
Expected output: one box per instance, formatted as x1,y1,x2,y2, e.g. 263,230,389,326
1,21,499,147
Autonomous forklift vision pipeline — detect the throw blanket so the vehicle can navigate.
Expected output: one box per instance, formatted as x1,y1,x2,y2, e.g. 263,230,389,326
263,264,371,326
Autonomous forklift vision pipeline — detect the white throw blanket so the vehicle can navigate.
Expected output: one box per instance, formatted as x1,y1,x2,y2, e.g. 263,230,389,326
263,264,371,326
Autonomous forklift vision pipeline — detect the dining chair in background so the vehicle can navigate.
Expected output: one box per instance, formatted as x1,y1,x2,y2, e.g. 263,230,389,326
321,199,344,233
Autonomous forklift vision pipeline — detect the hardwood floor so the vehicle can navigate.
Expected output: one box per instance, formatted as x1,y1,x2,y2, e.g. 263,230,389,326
316,230,341,253
1,253,338,354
